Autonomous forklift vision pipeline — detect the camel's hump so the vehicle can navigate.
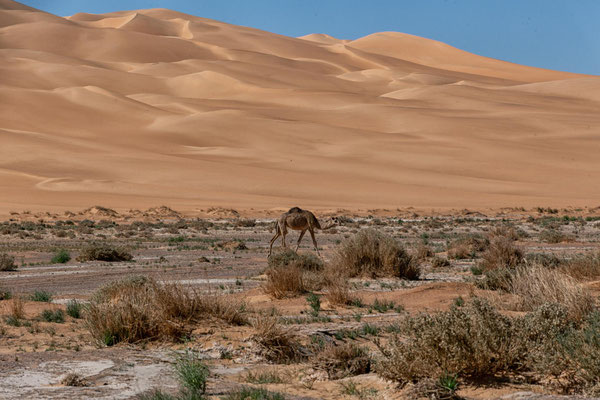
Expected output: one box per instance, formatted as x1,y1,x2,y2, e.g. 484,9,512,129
288,207,303,213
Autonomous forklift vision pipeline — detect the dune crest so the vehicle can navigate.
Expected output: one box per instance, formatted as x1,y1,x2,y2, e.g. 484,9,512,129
1,1,599,214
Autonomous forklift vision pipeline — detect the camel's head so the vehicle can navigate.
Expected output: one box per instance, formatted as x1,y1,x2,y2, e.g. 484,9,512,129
322,216,341,230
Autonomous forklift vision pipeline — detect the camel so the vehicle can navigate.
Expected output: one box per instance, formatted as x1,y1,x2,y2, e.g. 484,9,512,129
268,207,338,257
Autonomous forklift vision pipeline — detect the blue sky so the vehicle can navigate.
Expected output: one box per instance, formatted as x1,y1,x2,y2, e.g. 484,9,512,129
24,0,600,75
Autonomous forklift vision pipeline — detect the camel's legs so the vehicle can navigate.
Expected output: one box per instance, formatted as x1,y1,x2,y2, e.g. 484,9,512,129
295,230,306,251
268,226,281,257
309,228,320,256
281,229,287,249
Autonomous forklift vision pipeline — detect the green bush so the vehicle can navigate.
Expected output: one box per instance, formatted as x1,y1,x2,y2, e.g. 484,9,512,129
41,309,65,323
51,249,71,264
31,290,52,302
66,300,83,319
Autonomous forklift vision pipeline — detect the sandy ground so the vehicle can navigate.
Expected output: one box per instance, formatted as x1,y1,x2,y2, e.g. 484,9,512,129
1,210,600,399
1,0,600,214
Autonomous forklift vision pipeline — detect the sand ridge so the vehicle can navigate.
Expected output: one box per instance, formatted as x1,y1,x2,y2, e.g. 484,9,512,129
1,0,600,215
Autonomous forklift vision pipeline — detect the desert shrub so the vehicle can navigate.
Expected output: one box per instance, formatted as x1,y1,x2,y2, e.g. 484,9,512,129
268,248,323,271
376,298,600,393
518,304,600,393
476,267,514,291
0,287,11,300
85,276,247,345
263,249,325,298
415,243,433,260
376,298,520,385
447,235,489,260
251,316,305,363
77,243,133,262
244,370,285,384
525,253,564,269
540,228,573,244
263,264,307,299
431,256,450,268
222,387,285,400
51,249,71,264
61,373,87,387
312,342,371,379
31,290,52,302
10,296,25,321
66,300,83,319
41,309,65,323
510,264,595,321
563,252,600,280
479,236,523,271
0,253,17,271
334,229,420,279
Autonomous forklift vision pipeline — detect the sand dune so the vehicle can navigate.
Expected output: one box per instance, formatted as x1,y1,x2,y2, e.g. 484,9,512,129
1,0,599,214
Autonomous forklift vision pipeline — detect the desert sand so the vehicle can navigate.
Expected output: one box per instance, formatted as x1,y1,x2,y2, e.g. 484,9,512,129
1,0,599,215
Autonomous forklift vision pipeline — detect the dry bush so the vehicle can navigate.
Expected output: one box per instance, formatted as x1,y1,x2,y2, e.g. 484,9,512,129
540,228,573,244
85,276,247,345
510,264,595,321
263,249,324,299
77,243,133,262
263,264,307,299
325,278,354,306
518,304,600,394
312,342,371,379
431,256,451,268
447,235,489,260
479,236,523,271
334,229,420,279
251,316,305,363
563,252,600,280
415,243,433,260
377,298,600,394
0,253,17,271
376,299,520,386
10,296,25,320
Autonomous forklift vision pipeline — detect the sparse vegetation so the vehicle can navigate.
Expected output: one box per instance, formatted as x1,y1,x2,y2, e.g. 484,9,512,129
479,235,523,271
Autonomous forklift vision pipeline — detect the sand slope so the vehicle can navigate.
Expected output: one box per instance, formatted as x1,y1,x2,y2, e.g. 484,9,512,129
1,0,599,213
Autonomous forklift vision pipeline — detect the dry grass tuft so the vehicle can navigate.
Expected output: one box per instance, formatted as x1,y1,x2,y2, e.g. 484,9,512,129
447,235,489,260
10,296,25,320
334,229,420,279
312,342,371,379
480,236,523,271
251,316,305,363
510,264,595,321
85,276,247,345
263,249,324,299
563,252,600,280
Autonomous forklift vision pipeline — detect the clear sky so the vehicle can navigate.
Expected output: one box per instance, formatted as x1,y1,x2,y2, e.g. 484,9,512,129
23,0,600,75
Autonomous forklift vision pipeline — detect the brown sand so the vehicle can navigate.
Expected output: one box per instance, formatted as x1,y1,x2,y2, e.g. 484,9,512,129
1,0,599,215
